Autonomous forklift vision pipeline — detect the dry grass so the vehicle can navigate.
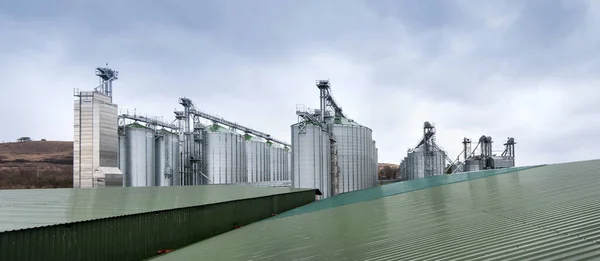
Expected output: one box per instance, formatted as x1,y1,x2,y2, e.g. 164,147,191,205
0,141,73,189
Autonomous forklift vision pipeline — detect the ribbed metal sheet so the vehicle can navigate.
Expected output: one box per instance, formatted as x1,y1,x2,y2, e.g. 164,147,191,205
245,138,269,182
125,125,155,187
155,130,179,186
205,127,247,184
0,186,316,233
117,132,127,183
150,160,600,260
464,158,482,172
0,188,318,261
401,148,446,181
269,144,289,182
332,123,375,193
73,92,119,188
291,124,331,198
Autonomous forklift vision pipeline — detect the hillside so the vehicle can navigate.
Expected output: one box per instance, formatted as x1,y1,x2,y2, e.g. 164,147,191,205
0,141,73,189
378,163,399,180
0,140,398,189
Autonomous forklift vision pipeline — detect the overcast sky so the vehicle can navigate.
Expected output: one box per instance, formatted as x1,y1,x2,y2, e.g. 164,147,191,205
1,0,599,166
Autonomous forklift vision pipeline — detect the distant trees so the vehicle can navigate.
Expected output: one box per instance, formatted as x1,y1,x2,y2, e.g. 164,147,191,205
17,137,31,142
41,139,47,141
379,165,399,180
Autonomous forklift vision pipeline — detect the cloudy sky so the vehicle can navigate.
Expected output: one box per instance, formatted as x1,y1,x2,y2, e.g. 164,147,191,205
1,0,599,166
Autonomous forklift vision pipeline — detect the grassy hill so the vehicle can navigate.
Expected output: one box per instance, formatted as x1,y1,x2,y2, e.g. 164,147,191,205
0,141,72,189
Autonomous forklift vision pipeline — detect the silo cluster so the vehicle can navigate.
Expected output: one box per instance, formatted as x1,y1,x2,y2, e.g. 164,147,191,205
459,136,516,173
290,81,379,199
399,121,448,181
118,123,179,187
399,146,446,181
117,121,290,187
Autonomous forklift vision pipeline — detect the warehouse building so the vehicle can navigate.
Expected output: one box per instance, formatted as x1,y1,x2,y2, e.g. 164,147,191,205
0,186,319,261
150,159,600,260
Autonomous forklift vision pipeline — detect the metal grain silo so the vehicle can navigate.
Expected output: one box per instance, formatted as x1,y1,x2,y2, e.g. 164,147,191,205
117,131,127,184
428,150,446,177
245,135,270,182
332,117,374,194
125,123,155,187
286,148,291,181
291,123,331,198
463,158,481,172
205,124,247,184
372,141,378,187
406,148,425,180
269,143,290,181
155,129,179,186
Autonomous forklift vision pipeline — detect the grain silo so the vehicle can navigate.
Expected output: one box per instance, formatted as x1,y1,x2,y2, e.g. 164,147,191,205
204,124,247,184
372,141,378,187
399,121,447,181
125,123,155,186
291,123,331,198
117,130,127,182
245,134,270,182
458,136,516,173
331,116,374,193
269,142,289,182
155,129,179,186
291,80,378,199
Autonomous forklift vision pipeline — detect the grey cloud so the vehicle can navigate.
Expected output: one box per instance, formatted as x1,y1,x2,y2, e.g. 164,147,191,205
2,0,600,166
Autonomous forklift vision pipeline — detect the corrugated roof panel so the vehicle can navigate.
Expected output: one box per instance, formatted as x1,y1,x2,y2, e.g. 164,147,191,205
150,159,600,260
0,185,314,232
276,165,541,219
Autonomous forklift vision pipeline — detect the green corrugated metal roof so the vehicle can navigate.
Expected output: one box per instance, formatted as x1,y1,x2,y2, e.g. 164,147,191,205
0,185,314,232
149,159,600,260
276,165,541,219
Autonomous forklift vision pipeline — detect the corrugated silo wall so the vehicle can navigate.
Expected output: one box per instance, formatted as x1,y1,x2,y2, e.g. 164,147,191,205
332,124,376,194
269,146,284,181
400,149,446,181
118,133,127,184
373,142,378,186
246,140,270,183
291,124,331,198
125,126,156,187
205,131,248,184
155,131,179,187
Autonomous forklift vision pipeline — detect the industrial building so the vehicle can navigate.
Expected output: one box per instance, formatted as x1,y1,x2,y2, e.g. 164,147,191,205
453,135,516,173
291,80,378,198
75,67,291,188
73,67,123,188
399,121,450,181
149,159,600,260
0,185,319,261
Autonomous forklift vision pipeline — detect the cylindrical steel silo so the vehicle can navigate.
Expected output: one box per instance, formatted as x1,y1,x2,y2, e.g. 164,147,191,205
245,135,269,182
205,124,247,184
291,123,331,198
332,117,374,194
269,143,288,182
155,134,166,185
372,141,378,187
155,129,179,186
285,147,291,181
118,132,127,184
125,123,155,187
